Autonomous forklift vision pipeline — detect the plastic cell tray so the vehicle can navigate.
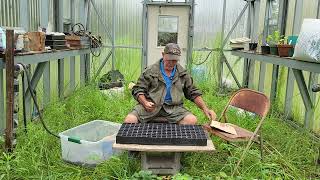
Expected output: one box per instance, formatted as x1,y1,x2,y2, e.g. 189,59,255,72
116,123,207,146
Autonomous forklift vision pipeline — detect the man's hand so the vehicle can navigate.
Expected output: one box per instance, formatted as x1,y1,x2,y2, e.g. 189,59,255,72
143,101,156,112
137,94,156,112
203,109,217,121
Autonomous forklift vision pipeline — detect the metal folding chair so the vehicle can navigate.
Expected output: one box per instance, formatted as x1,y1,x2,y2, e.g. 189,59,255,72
204,88,270,160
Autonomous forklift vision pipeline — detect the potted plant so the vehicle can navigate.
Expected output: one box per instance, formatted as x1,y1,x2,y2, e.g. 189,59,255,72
287,35,298,57
277,36,294,57
266,30,283,55
249,42,258,51
258,33,270,55
249,36,258,51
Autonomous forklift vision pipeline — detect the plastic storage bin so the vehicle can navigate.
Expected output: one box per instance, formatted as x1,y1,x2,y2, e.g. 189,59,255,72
59,120,121,166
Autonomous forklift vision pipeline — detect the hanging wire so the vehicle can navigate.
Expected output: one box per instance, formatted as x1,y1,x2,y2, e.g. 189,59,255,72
19,63,60,139
71,23,102,57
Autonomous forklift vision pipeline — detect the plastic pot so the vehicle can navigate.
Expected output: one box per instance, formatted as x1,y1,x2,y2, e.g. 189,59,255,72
261,45,270,55
277,44,294,57
269,45,279,55
249,43,258,51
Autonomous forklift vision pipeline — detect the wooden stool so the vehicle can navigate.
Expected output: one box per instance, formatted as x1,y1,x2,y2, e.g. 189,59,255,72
113,140,215,175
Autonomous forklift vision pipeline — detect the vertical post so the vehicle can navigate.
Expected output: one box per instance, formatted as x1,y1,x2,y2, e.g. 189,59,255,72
278,0,288,35
70,0,76,90
56,0,64,98
79,0,86,85
219,0,227,88
142,0,148,70
307,73,318,128
317,0,320,18
243,1,252,88
259,0,270,92
0,68,4,134
85,0,91,83
186,0,195,69
278,0,292,118
284,68,294,118
258,63,266,92
248,1,256,89
111,0,116,71
263,0,270,41
40,0,50,105
270,64,279,103
293,0,303,34
5,30,14,150
20,0,31,118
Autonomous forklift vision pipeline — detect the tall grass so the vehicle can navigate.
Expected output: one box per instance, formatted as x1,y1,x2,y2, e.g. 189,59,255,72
0,83,319,179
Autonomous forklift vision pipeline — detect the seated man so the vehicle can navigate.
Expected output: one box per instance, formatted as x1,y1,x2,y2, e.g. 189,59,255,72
124,43,216,124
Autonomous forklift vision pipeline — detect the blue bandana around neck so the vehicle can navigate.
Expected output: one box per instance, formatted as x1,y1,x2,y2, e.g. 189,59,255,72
160,59,177,103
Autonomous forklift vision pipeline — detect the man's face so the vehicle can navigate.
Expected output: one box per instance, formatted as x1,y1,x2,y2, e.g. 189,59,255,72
162,52,178,71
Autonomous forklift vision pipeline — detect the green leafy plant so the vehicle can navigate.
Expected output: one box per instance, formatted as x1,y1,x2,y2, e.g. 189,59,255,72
129,170,161,180
257,33,264,46
172,173,193,180
266,31,284,45
278,36,288,45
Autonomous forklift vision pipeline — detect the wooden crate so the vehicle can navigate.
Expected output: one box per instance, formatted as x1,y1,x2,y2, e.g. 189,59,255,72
27,32,45,51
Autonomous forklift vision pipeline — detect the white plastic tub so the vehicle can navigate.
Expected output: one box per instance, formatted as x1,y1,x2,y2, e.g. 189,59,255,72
59,120,121,166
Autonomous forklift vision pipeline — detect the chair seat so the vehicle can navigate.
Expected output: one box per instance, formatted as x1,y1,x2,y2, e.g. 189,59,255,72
203,124,259,142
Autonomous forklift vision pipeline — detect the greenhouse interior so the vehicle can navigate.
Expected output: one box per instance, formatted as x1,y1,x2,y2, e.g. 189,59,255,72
0,0,320,179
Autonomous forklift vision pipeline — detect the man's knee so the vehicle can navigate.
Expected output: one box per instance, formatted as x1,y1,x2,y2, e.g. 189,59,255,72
178,114,197,125
124,114,139,123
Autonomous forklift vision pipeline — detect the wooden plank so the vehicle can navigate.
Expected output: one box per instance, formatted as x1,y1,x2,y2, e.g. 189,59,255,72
0,48,100,69
5,30,14,150
113,140,215,152
231,51,320,73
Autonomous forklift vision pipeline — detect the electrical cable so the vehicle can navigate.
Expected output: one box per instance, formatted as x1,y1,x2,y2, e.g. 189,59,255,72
19,63,60,139
191,50,214,65
21,72,27,133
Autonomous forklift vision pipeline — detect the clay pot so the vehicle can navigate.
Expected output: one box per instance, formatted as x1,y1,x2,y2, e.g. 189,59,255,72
277,44,294,57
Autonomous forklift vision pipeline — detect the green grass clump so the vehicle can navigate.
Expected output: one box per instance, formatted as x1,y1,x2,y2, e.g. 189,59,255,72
0,83,319,179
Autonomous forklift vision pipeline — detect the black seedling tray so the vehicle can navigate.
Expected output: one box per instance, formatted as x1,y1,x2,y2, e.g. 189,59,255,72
45,40,66,46
46,34,65,40
48,45,67,50
116,123,207,146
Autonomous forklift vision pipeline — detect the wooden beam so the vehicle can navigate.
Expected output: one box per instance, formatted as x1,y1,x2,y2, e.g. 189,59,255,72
5,30,14,150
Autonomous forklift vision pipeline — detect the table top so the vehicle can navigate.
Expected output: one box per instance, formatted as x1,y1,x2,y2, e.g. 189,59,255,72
113,139,215,152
